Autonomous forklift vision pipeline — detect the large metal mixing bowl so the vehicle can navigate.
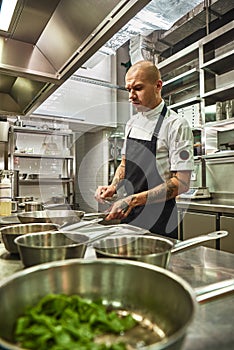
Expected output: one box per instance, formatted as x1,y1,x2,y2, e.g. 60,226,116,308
17,209,85,226
0,223,59,254
14,231,89,267
0,259,196,350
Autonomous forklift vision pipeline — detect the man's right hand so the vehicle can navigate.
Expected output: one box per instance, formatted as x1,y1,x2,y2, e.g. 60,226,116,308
95,185,116,203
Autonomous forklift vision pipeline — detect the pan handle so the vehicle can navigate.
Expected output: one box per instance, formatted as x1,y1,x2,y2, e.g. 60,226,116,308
194,279,234,303
171,230,228,254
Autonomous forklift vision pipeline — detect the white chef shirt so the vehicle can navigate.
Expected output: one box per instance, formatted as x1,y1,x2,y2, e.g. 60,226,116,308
122,100,194,181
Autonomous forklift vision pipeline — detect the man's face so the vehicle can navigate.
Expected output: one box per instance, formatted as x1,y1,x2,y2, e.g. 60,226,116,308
125,68,162,112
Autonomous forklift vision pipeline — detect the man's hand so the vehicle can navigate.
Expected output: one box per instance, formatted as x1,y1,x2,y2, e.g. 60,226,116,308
104,196,134,221
95,185,116,203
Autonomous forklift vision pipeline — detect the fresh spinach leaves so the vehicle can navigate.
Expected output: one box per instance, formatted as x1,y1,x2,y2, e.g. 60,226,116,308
14,294,137,350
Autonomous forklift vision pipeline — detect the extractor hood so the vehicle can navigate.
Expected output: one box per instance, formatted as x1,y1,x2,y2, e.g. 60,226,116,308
0,0,150,116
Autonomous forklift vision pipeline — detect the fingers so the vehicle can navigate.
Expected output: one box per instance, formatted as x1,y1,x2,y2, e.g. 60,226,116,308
104,199,131,221
95,185,116,203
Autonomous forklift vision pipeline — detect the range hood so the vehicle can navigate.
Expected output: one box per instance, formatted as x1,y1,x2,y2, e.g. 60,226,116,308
0,0,150,116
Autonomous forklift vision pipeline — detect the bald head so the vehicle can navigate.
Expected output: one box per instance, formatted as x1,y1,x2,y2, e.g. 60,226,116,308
125,60,163,111
126,60,161,84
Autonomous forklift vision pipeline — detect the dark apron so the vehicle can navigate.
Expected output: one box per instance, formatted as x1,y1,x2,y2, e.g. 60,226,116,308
119,104,178,239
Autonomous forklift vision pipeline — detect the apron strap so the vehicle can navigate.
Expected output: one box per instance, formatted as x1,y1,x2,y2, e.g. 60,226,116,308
153,103,167,138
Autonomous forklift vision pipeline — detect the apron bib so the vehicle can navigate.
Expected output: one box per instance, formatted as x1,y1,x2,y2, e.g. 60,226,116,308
119,104,178,238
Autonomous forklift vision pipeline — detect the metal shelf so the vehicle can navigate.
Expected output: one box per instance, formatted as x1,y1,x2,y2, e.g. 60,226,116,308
168,97,201,111
12,126,73,136
19,178,73,185
163,68,199,89
201,50,234,75
202,83,234,106
13,153,73,160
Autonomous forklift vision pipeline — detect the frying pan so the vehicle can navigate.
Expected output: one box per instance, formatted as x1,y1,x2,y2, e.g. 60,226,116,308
0,259,233,350
17,210,85,226
93,231,228,268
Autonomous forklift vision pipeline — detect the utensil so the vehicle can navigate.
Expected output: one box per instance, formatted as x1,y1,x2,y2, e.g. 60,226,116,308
14,231,89,267
17,210,85,226
0,259,233,350
93,231,228,268
0,223,59,254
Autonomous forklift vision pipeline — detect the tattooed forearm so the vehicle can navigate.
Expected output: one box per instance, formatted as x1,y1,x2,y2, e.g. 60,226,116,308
128,171,191,208
146,179,177,204
111,163,125,187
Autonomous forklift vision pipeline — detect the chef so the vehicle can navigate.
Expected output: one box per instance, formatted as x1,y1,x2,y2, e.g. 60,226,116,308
95,60,194,238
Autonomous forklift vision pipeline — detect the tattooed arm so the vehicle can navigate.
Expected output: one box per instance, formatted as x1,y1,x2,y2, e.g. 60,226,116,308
95,156,126,202
131,170,191,207
104,170,191,220
111,156,126,188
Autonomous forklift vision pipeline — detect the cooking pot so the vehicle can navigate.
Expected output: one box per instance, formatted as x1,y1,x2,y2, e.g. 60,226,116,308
0,259,233,350
24,201,43,212
93,231,228,268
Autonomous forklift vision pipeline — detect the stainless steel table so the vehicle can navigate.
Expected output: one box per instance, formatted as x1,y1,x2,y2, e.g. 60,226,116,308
0,243,233,350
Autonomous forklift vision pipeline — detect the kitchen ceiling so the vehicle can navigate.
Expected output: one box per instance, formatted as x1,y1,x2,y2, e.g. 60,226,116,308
0,0,151,116
0,0,232,117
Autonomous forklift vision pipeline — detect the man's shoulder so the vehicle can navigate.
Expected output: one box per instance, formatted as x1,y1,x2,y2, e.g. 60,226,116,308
166,108,191,128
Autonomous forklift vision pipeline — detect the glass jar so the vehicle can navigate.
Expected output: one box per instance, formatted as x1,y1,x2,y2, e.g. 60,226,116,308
0,170,13,216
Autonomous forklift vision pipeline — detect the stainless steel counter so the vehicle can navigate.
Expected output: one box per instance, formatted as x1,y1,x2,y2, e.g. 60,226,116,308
176,198,234,214
0,244,233,350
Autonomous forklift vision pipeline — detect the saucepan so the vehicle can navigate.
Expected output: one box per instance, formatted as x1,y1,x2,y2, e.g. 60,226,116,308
0,259,233,350
93,231,228,268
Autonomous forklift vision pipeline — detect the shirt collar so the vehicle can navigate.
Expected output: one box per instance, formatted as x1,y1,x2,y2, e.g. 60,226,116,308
139,100,165,119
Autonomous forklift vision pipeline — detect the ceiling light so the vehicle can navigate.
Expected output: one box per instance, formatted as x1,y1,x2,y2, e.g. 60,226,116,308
0,0,18,31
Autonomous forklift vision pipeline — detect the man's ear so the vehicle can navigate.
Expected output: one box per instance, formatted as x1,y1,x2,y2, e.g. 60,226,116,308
155,79,163,90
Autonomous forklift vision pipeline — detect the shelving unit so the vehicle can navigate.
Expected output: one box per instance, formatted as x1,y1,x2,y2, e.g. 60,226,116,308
157,20,233,156
8,126,75,205
200,21,234,105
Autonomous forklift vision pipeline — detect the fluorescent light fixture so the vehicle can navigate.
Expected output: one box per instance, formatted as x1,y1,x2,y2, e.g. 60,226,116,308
0,0,18,31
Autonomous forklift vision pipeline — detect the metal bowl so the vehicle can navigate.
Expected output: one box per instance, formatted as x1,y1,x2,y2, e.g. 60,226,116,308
0,259,196,350
17,209,85,226
14,231,89,267
0,223,59,254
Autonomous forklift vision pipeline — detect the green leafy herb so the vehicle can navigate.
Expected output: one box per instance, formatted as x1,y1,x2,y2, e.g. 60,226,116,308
14,294,137,350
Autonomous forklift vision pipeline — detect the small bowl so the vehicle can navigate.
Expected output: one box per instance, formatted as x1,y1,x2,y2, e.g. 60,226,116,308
0,223,59,254
14,231,89,267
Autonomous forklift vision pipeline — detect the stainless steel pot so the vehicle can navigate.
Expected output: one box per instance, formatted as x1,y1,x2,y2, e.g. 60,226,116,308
14,231,89,267
24,201,43,212
0,223,59,254
93,231,228,268
0,259,232,350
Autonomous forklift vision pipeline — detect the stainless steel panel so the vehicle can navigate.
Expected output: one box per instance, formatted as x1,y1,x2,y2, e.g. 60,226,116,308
205,156,234,195
0,0,151,115
220,216,234,253
182,212,217,249
37,0,121,73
